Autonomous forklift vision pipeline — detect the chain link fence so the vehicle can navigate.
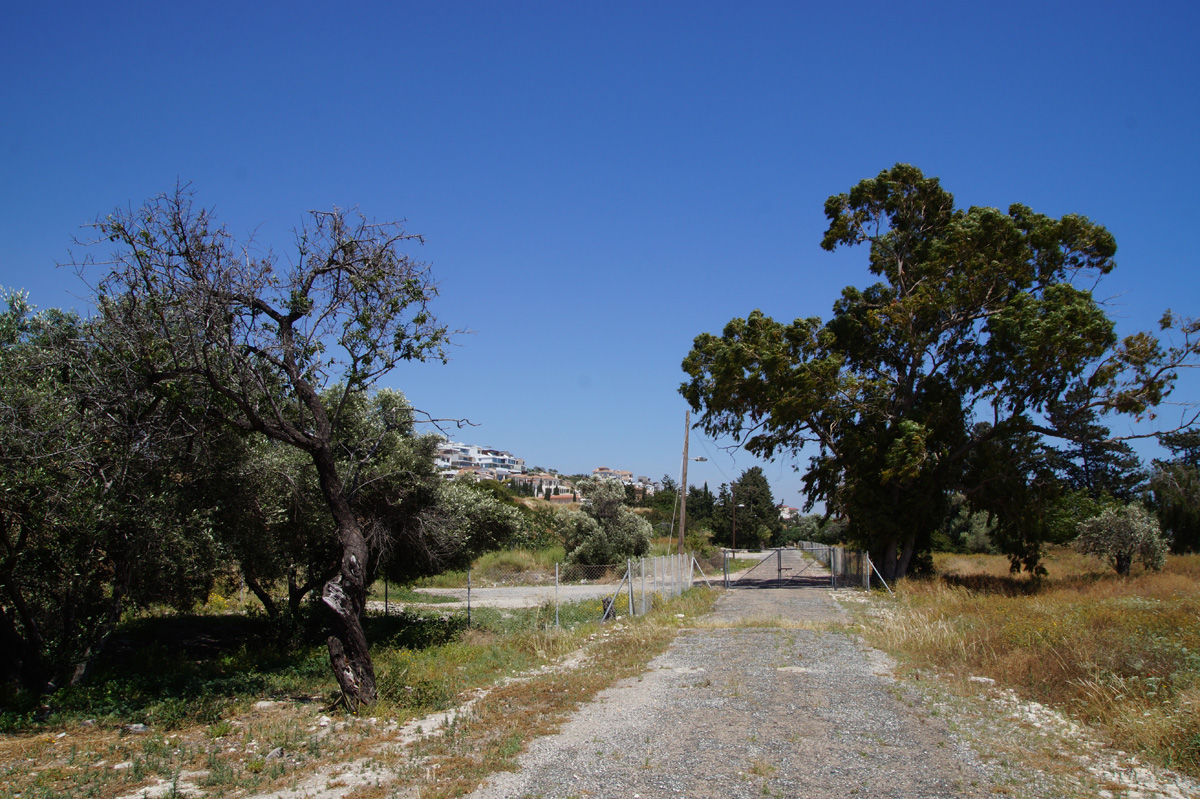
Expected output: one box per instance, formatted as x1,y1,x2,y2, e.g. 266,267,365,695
794,541,892,593
379,553,711,629
557,552,707,627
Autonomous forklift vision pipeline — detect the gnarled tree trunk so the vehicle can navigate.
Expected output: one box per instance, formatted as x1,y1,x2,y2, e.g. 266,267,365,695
322,523,377,710
312,444,377,710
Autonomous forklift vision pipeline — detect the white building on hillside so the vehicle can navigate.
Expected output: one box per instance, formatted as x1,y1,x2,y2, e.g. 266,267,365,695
510,471,571,496
435,442,526,481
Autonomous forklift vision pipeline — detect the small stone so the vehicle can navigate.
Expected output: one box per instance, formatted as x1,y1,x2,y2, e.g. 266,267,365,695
266,747,284,759
124,723,150,734
317,715,332,727
114,761,133,770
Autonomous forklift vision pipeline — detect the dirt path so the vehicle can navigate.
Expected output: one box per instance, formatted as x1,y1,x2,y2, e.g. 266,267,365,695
465,581,989,799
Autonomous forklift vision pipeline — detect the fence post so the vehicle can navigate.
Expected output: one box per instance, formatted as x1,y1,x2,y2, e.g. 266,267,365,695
555,562,560,629
777,548,782,584
467,568,472,627
628,560,634,617
723,549,729,588
642,557,648,615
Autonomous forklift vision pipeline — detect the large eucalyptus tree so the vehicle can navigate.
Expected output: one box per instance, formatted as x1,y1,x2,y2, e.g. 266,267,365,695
681,165,1199,579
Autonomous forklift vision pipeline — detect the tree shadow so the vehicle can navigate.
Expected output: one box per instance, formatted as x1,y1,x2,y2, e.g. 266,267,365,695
4,609,469,726
937,572,1044,596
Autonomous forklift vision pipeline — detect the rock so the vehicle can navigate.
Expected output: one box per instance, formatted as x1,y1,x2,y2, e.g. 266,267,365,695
266,747,284,759
124,723,150,734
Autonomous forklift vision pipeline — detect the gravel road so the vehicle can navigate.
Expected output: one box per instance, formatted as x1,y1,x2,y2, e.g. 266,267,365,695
465,577,989,799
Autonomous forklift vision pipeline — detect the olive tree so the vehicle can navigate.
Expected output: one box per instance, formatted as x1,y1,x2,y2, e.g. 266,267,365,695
74,187,452,710
1,291,223,695
1073,504,1167,576
559,479,651,565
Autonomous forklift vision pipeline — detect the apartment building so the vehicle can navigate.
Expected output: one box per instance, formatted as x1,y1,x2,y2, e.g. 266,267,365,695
435,442,526,480
509,471,570,496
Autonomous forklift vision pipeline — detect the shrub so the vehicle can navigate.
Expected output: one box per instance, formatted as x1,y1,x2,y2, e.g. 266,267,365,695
559,479,651,565
1074,504,1168,576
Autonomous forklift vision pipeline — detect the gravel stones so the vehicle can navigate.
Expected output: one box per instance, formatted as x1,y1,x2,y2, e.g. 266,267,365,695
466,586,988,799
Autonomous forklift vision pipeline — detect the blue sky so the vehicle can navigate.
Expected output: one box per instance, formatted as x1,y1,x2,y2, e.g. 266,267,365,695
3,2,1198,508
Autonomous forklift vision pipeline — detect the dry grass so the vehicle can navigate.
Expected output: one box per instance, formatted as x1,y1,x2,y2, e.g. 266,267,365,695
858,549,1200,778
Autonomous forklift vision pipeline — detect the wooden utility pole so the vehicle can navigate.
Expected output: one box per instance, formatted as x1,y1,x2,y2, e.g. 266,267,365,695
679,411,690,552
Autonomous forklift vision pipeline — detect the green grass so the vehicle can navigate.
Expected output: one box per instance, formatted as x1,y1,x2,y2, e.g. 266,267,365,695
414,546,567,588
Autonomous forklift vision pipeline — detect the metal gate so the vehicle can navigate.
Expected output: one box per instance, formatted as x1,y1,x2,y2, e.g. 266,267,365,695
724,545,887,592
725,548,832,588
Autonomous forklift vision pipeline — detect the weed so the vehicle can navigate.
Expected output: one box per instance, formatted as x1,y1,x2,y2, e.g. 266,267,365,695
205,719,233,739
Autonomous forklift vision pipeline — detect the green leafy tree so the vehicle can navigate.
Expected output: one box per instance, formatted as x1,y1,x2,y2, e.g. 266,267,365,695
709,468,779,548
559,479,651,565
75,187,452,710
932,493,996,554
686,483,716,528
1150,463,1200,553
214,389,452,621
380,479,527,583
1045,387,1146,502
1,292,222,696
681,164,1200,580
1073,504,1167,576
1149,430,1200,552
